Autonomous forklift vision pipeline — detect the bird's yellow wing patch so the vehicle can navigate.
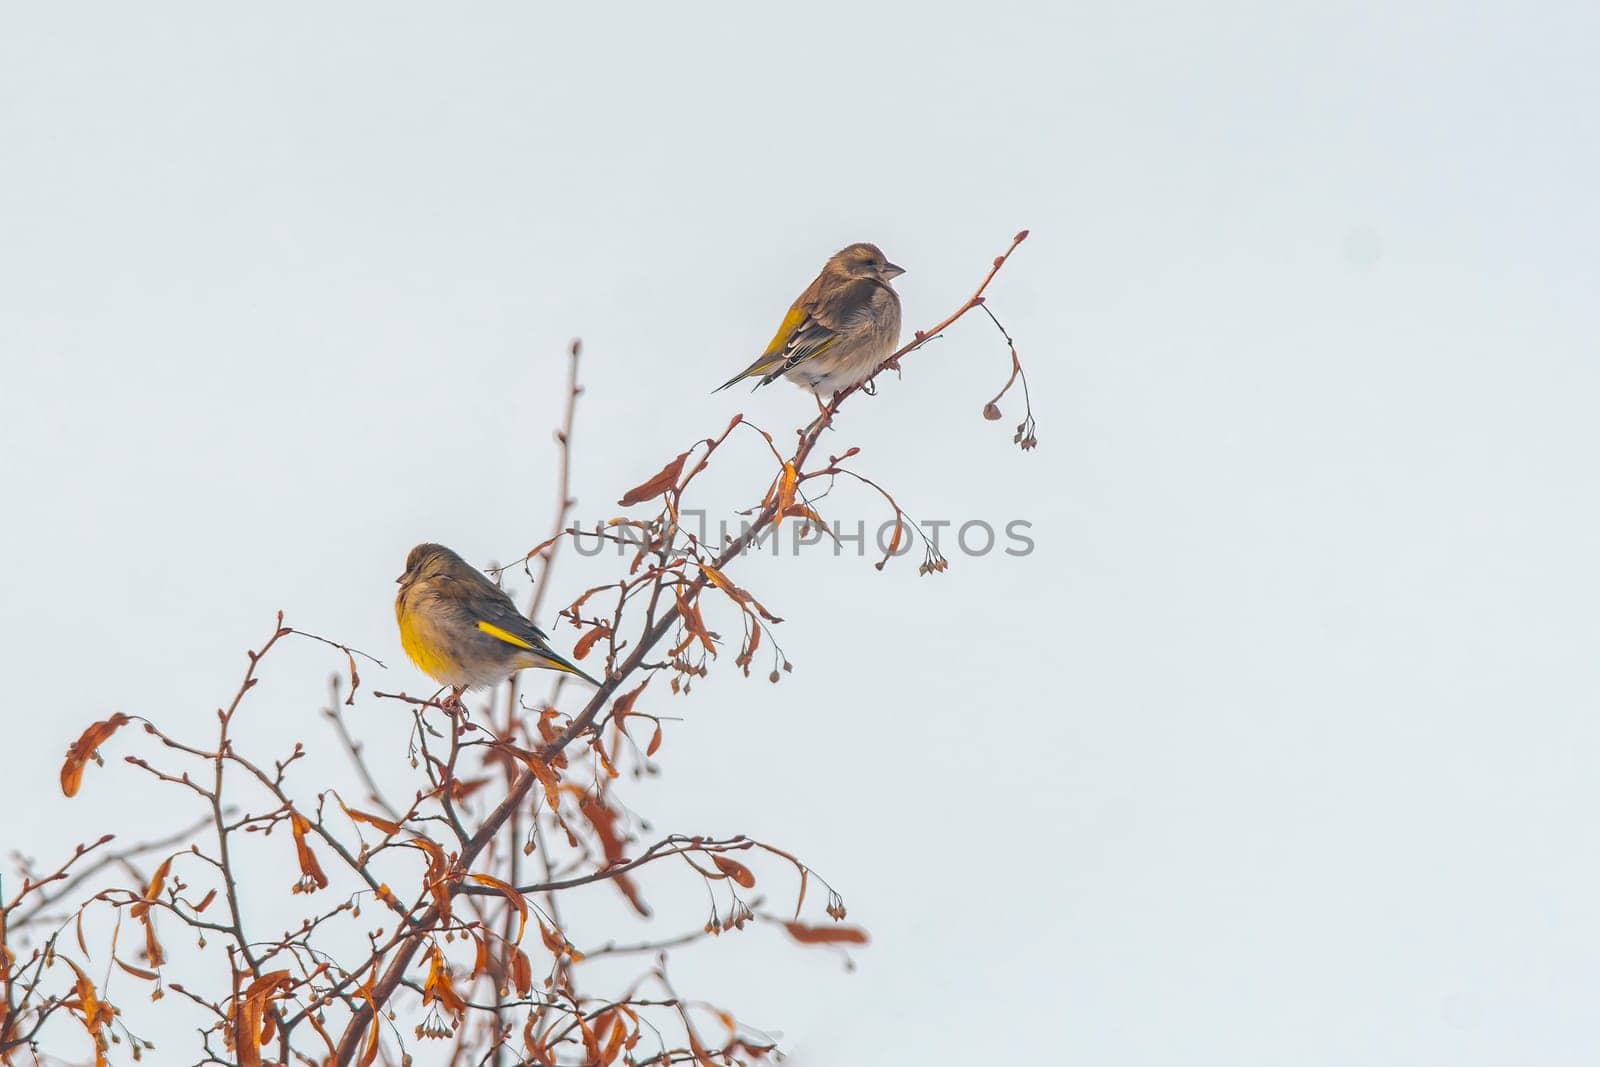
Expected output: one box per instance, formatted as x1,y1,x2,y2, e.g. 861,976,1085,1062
477,619,590,680
476,619,538,651
762,305,810,358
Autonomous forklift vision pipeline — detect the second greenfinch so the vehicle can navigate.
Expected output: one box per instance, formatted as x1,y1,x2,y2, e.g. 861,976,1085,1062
716,242,904,397
395,543,599,691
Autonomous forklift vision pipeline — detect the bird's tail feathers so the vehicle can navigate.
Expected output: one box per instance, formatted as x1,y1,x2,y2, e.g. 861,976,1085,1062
529,647,602,688
713,360,779,394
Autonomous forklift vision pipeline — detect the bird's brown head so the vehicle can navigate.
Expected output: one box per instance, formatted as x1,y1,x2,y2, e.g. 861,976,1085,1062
397,542,458,586
829,242,905,284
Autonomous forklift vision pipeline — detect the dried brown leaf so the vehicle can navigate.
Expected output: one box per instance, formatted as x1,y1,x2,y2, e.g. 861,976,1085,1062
289,813,329,893
572,624,611,661
782,920,869,945
618,450,689,507
712,855,756,889
61,713,131,797
468,872,528,943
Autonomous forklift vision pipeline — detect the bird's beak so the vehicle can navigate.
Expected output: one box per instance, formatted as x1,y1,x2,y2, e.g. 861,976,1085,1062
882,262,905,279
395,574,405,584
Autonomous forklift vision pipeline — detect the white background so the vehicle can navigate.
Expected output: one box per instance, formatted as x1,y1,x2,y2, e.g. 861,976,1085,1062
2,2,1597,1064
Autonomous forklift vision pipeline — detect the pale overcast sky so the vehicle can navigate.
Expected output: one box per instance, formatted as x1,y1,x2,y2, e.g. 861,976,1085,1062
2,2,1597,1064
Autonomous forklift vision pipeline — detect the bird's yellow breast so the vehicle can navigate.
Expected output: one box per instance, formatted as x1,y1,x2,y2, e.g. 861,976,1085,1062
396,598,464,684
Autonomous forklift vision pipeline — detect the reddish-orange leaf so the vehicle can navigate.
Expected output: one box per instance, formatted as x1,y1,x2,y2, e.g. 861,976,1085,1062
289,813,329,893
700,563,739,599
259,1003,279,1050
300,1010,337,1064
578,794,649,916
242,970,292,1003
673,586,717,655
781,503,828,528
712,855,756,889
114,957,159,981
359,1018,380,1067
610,678,649,731
520,750,563,813
700,564,783,623
741,613,763,667
469,872,528,943
511,947,533,997
537,918,581,961
408,837,447,871
599,1013,628,1067
776,461,798,516
572,624,611,660
420,944,466,1019
130,853,171,964
129,856,172,920
782,921,869,945
142,913,165,968
591,735,620,779
618,450,689,507
523,1012,542,1060
235,970,291,1067
577,1012,601,1064
687,1027,718,1067
357,971,382,1067
535,706,565,748
406,839,454,927
61,713,131,797
646,721,663,756
525,1031,548,1064
537,918,563,956
341,803,402,836
63,958,112,1047
876,518,905,571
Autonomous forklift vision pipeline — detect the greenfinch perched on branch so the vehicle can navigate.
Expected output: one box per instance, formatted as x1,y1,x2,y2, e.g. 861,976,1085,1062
716,242,904,397
395,543,598,691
